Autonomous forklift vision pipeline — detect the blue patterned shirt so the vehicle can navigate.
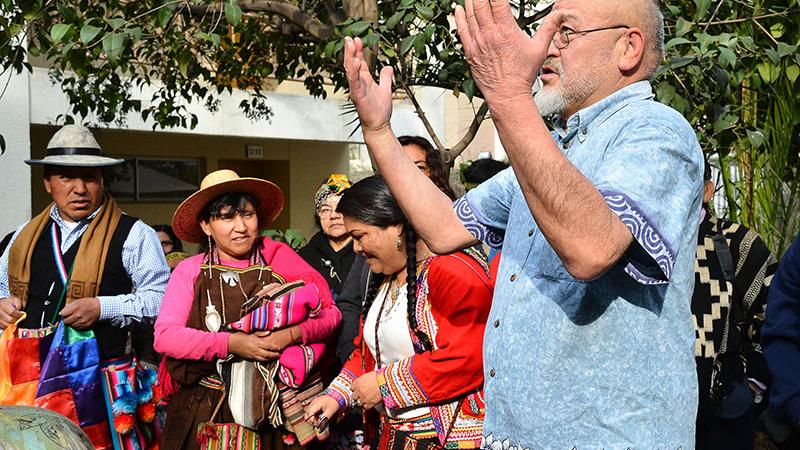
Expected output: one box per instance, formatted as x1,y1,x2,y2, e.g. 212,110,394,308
0,204,169,327
456,81,704,449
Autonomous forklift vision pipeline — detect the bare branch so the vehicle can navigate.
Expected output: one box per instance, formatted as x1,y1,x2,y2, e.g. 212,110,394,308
395,64,446,153
519,4,552,29
444,101,490,164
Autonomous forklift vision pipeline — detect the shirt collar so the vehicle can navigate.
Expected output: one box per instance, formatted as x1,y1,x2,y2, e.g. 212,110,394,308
49,204,103,228
554,80,654,143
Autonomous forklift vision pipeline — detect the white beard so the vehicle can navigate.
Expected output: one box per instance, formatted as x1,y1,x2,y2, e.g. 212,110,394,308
534,56,605,118
534,87,568,117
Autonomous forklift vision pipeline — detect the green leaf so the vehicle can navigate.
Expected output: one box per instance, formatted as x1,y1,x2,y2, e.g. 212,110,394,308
362,33,379,48
400,35,416,55
157,6,174,28
777,43,797,58
79,24,102,44
324,40,337,59
665,56,695,70
345,21,370,36
413,34,426,56
757,62,778,83
786,65,800,83
106,18,126,30
746,129,765,148
665,37,691,50
102,33,126,61
50,24,71,43
386,11,404,29
674,18,691,37
718,47,737,68
713,114,738,133
224,4,242,27
126,26,142,42
415,4,435,21
461,78,476,100
693,0,711,21
770,23,785,39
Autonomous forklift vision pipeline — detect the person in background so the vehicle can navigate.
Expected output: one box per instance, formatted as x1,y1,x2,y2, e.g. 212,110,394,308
461,158,510,192
305,175,492,449
762,234,800,449
0,125,169,448
299,174,355,298
692,160,777,450
152,223,189,270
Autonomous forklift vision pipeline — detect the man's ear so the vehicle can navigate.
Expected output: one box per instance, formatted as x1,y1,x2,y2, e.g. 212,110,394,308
43,176,52,195
618,27,646,73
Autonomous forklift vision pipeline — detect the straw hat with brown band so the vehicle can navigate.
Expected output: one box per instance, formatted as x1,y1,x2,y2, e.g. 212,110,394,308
172,169,284,244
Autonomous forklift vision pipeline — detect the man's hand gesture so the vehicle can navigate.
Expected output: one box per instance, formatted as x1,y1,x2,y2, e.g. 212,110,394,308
454,0,562,102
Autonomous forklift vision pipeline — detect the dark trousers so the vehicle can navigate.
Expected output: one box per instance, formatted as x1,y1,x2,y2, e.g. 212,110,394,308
696,407,755,450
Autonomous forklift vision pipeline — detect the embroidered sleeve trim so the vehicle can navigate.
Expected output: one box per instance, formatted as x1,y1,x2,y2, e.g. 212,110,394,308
453,197,504,250
376,357,429,410
325,368,357,410
601,189,675,285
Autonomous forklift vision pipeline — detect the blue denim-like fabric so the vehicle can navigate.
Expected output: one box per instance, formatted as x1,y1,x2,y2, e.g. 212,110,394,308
460,81,704,450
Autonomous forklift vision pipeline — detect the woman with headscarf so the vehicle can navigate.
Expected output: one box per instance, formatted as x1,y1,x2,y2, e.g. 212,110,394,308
154,169,341,449
305,175,492,449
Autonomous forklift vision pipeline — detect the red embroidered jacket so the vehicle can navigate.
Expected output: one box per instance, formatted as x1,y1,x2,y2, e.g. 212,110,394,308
326,251,493,448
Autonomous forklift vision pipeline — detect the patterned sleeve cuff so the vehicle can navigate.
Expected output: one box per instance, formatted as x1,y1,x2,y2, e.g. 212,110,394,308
453,197,504,250
325,368,357,410
376,358,428,411
601,190,676,285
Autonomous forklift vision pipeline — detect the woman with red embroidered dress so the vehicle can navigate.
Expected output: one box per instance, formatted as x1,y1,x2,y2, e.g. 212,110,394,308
154,169,341,449
305,175,492,449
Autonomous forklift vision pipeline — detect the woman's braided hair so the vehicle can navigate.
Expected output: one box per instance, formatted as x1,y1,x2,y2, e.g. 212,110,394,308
337,175,432,351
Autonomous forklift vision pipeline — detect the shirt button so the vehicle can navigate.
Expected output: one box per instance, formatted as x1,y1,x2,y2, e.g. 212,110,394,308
494,319,500,328
563,141,571,149
510,274,517,282
528,229,534,237
581,127,588,135
490,369,496,378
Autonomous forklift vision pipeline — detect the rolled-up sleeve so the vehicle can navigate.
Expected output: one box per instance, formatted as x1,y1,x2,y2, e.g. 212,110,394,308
456,167,517,250
98,220,169,326
595,122,703,285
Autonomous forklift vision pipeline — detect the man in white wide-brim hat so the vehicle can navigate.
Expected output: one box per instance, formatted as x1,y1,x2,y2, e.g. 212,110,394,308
0,125,169,447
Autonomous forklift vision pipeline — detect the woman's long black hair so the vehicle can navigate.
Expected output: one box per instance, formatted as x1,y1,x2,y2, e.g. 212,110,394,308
336,175,432,351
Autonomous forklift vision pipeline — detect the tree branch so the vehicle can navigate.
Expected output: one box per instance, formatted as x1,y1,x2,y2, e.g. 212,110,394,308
519,4,552,29
444,101,490,164
694,9,799,26
187,1,334,40
396,55,446,152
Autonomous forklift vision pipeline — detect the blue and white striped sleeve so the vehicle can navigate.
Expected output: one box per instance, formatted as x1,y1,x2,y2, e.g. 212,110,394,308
98,220,169,326
453,167,517,250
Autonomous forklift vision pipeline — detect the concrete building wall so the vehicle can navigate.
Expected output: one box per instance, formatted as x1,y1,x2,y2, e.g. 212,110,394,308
0,70,32,237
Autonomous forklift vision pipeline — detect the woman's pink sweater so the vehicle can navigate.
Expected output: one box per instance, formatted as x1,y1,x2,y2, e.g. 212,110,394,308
154,237,341,361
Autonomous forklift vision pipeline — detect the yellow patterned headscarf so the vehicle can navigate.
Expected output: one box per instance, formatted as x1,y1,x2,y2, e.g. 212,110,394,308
314,174,351,210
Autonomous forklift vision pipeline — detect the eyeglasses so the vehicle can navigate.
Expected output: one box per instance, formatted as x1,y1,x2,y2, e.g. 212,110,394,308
553,25,630,50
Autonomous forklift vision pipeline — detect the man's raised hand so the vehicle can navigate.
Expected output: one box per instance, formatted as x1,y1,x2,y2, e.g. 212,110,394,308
343,36,394,136
454,0,563,102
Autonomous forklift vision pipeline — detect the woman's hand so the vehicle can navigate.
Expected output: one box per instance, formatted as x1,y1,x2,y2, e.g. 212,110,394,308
351,371,383,410
304,395,341,427
228,331,281,361
343,36,394,135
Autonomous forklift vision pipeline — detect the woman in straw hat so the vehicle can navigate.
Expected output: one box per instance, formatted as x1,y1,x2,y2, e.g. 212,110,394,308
154,169,341,449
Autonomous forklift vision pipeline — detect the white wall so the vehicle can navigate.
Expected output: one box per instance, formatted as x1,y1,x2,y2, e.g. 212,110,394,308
0,69,32,236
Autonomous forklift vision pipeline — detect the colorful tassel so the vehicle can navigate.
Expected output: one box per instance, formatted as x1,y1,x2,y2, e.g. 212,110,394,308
283,432,297,446
137,402,156,423
114,413,135,434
